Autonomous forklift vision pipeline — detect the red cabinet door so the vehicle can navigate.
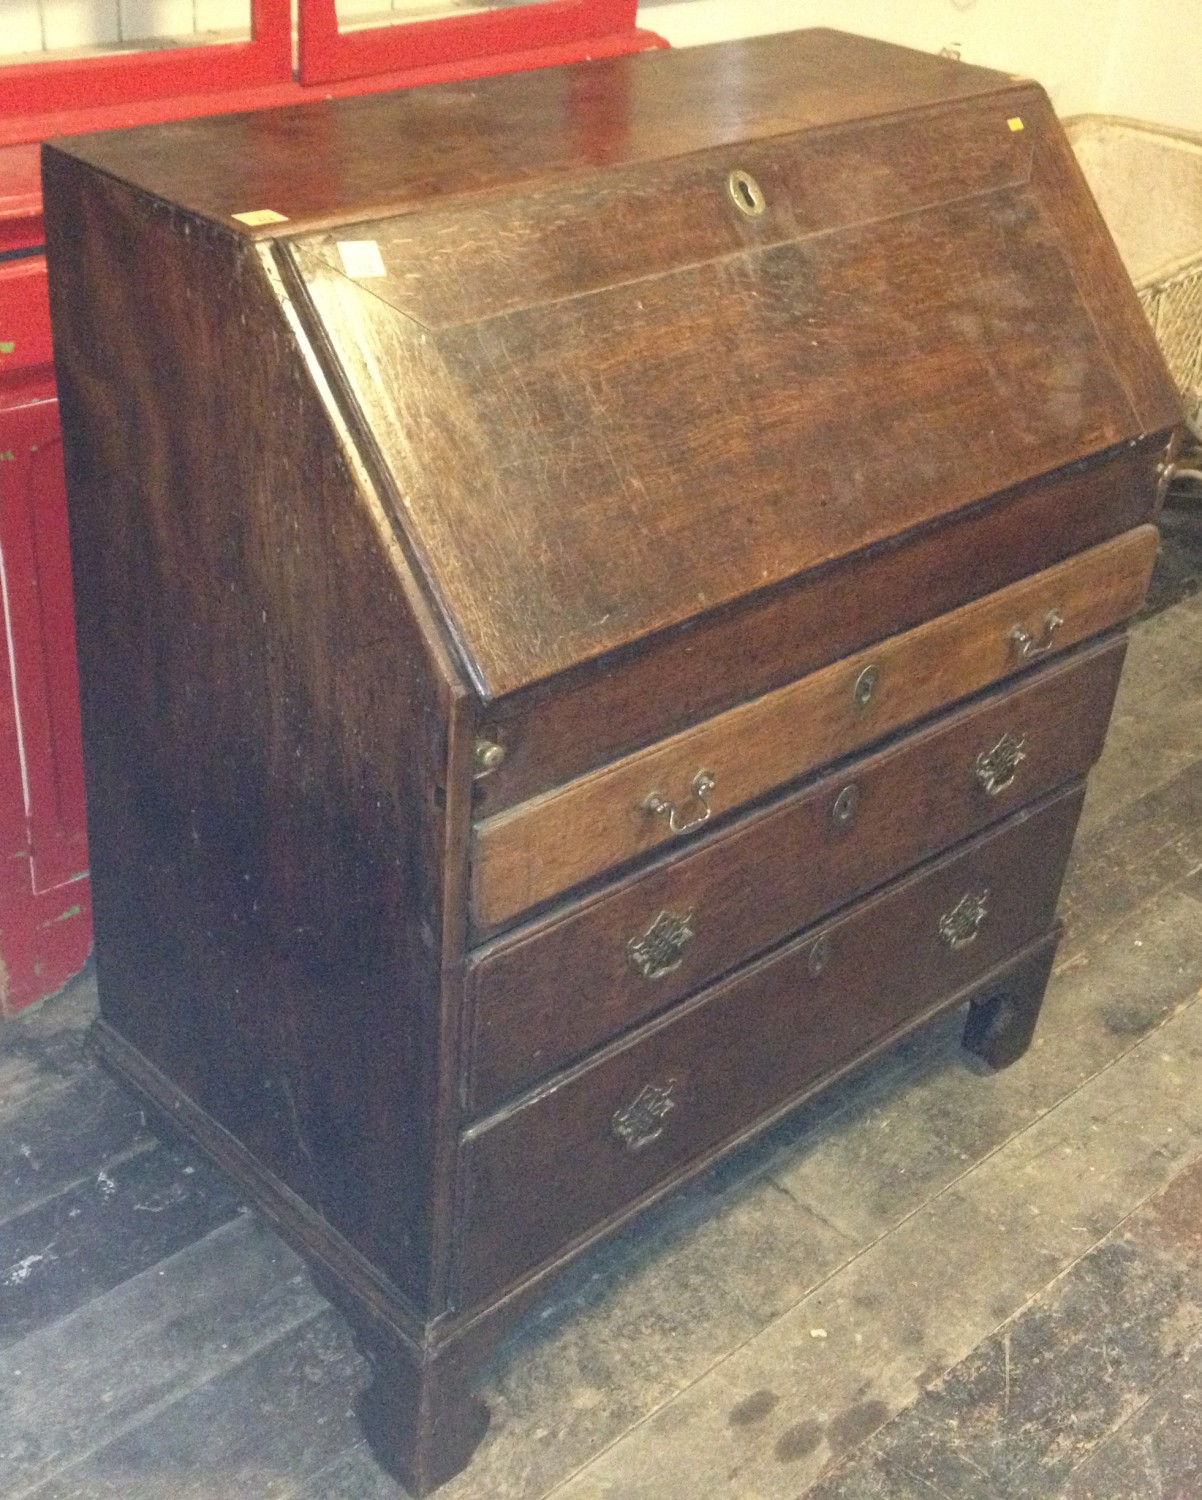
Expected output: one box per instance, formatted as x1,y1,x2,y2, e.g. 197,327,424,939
0,252,92,1015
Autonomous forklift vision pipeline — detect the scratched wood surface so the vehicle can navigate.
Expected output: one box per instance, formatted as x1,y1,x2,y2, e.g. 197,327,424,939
470,527,1156,930
52,33,1179,700
466,638,1126,1113
1,561,1201,1499
458,788,1083,1306
39,33,1188,1491
49,31,1021,235
288,128,1144,698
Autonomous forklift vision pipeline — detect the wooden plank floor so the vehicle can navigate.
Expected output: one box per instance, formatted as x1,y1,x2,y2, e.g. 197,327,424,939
2,504,1202,1500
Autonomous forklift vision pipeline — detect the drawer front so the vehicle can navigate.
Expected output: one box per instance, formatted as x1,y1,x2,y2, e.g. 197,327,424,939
465,637,1126,1115
473,439,1164,820
471,526,1155,931
457,784,1084,1306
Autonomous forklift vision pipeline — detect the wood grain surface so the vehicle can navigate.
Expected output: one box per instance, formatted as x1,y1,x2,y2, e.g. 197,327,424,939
290,101,1146,698
45,151,468,1313
471,527,1156,930
465,637,1125,1113
473,439,1164,815
48,31,1020,236
458,786,1084,1305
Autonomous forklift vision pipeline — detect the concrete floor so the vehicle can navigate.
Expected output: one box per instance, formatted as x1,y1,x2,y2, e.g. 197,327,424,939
2,531,1202,1499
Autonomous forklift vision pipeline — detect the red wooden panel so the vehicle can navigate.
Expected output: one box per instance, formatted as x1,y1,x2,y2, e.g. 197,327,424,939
0,145,43,252
2,402,89,893
0,381,91,1015
0,257,53,377
299,0,652,86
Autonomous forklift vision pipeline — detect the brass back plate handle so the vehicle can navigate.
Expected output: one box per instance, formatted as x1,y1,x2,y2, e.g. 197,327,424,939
642,770,716,836
628,910,696,980
1008,610,1063,660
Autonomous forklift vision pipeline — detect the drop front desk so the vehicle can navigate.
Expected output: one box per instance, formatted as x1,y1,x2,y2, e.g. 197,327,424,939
44,29,1181,1494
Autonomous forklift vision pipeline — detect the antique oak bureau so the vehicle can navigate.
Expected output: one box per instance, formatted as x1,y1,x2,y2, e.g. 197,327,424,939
45,29,1180,1493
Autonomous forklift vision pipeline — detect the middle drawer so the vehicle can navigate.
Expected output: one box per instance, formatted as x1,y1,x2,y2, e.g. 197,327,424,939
464,635,1125,1115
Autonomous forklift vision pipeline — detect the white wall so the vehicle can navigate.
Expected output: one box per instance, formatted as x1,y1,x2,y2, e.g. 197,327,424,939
640,0,1201,131
1098,0,1202,133
0,0,249,56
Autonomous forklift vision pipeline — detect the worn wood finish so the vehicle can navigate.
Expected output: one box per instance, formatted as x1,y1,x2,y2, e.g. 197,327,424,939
44,150,470,1314
51,31,1025,236
459,787,1083,1305
53,35,1173,702
45,31,1181,1494
466,638,1125,1114
288,103,1144,699
472,528,1155,931
473,439,1163,816
1025,89,1183,438
293,98,1031,331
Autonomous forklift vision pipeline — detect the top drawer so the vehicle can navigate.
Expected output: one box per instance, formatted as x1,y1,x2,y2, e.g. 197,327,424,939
471,526,1156,932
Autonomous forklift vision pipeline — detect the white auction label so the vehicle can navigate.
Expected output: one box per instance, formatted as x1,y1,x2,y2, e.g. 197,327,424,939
337,240,388,279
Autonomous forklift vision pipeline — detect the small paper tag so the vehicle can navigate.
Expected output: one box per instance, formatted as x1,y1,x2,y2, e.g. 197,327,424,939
231,208,289,226
337,240,388,279
1007,117,1025,132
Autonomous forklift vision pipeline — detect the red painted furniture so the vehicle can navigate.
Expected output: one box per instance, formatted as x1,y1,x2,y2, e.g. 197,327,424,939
0,148,91,1015
0,0,663,1015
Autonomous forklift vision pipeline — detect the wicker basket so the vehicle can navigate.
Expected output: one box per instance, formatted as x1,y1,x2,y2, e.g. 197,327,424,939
1067,116,1202,437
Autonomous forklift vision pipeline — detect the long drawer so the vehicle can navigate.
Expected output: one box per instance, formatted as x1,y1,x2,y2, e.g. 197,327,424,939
464,636,1124,1115
472,440,1163,820
456,783,1084,1305
471,526,1155,931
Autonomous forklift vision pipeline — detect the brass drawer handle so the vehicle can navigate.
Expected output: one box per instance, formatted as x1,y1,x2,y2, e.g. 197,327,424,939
642,770,716,835
939,890,989,950
613,1080,677,1151
628,910,696,980
852,664,880,708
975,733,1027,796
1008,610,1063,660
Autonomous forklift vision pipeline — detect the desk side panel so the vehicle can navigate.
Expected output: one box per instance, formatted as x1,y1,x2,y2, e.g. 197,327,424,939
44,148,464,1314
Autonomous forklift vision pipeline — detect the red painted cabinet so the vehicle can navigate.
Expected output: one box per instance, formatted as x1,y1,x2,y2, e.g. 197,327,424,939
0,196,92,1015
0,2,662,1015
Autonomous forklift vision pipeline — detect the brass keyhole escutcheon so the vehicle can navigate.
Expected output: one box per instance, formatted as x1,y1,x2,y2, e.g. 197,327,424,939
853,664,880,709
832,784,860,827
727,169,766,217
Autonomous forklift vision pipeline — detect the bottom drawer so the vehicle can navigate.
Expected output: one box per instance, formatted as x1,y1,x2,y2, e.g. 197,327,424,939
456,783,1084,1306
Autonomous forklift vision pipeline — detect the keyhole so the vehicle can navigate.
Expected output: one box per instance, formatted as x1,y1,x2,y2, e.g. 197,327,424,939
853,664,880,709
832,784,860,827
727,169,766,218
